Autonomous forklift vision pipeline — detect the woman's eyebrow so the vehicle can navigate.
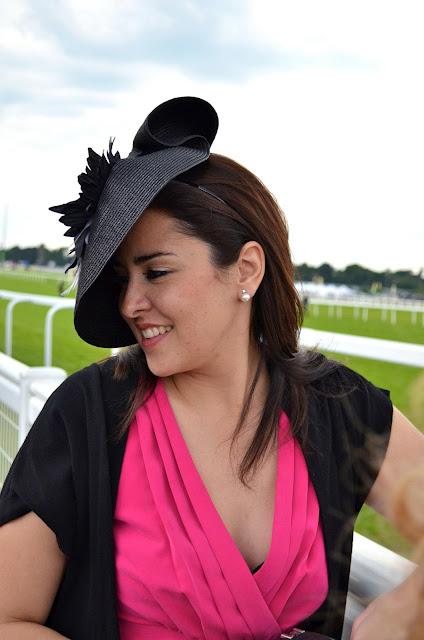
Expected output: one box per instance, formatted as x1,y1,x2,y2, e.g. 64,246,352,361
113,251,177,267
132,251,177,266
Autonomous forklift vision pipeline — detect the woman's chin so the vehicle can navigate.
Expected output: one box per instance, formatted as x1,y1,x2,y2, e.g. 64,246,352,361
145,357,181,379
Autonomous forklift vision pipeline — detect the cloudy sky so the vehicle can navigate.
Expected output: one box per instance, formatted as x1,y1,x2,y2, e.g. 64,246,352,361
1,0,423,273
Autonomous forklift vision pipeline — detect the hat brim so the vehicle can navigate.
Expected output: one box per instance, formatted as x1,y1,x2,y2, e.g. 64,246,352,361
74,144,211,346
75,258,135,347
73,95,218,347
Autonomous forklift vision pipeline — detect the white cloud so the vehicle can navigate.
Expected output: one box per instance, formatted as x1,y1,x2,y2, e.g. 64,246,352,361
61,0,173,42
249,0,424,71
0,1,423,274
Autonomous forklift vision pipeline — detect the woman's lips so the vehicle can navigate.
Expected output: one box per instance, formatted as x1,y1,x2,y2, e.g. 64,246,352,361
140,328,172,350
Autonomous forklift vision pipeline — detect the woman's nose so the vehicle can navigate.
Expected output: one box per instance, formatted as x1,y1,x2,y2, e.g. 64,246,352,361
119,279,152,319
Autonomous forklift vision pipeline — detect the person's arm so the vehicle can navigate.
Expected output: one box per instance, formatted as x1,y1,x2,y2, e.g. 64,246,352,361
0,511,69,639
350,406,424,639
365,406,424,521
350,562,424,640
0,622,70,638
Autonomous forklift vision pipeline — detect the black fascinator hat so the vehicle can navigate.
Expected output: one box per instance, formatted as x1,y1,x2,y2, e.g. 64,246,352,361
50,96,219,347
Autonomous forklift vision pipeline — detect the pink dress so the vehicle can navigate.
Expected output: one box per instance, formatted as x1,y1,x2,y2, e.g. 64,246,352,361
113,379,328,639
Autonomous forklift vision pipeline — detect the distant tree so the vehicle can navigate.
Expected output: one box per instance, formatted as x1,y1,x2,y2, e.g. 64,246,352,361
296,263,315,281
4,245,69,267
343,264,374,287
316,262,334,282
36,244,47,265
294,262,423,296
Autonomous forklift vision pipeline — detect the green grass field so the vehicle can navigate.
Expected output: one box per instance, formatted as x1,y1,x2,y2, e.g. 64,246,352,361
303,303,424,345
0,270,75,296
1,271,423,557
0,270,109,372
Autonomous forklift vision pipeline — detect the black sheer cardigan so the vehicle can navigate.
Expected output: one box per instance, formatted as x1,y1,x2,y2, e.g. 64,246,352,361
0,356,393,639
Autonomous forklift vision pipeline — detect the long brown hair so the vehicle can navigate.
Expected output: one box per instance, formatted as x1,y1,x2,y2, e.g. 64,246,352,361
105,152,345,487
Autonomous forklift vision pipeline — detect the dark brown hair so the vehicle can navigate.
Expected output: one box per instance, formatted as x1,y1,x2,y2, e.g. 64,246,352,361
105,153,347,487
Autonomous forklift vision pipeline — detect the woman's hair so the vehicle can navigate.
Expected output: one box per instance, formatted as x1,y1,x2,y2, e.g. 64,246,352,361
105,152,347,486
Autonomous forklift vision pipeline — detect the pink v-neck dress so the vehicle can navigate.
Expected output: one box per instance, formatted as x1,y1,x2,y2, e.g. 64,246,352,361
113,379,328,639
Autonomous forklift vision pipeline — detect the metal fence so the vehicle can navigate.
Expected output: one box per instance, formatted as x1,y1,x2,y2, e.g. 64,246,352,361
0,290,118,366
0,352,66,486
300,327,424,367
307,297,424,327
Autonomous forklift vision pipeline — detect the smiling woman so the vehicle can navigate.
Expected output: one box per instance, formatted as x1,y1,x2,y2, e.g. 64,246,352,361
0,96,423,640
107,156,342,479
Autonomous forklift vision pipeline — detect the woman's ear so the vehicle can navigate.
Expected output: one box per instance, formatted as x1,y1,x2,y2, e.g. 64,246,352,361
236,241,265,294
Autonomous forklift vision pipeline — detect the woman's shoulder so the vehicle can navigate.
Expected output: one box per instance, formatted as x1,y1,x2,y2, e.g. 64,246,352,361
50,356,137,397
32,359,115,424
306,352,389,399
43,360,104,408
305,352,393,446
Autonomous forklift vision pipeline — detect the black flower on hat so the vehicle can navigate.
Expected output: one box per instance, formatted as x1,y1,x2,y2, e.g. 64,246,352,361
49,138,121,273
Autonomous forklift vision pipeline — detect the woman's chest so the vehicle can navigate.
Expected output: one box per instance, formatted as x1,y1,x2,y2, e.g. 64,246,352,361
177,416,279,570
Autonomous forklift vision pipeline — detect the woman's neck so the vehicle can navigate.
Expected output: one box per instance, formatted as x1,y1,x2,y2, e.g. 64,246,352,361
162,342,269,430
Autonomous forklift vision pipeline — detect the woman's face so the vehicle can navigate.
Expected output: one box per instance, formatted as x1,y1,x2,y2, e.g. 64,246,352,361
112,208,255,378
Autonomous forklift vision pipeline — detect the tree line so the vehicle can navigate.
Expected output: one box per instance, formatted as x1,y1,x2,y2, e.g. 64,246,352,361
297,262,424,297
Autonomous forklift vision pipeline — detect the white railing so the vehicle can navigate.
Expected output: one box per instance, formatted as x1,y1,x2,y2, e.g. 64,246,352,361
0,269,66,282
0,290,118,365
0,290,74,367
0,352,66,487
300,328,424,367
306,296,424,327
308,296,424,312
296,281,424,308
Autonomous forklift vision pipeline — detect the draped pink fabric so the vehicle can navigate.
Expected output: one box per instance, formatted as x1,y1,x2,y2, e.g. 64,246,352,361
113,379,328,639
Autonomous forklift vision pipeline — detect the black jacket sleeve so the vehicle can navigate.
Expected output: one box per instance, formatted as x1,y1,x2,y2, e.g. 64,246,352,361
333,364,394,510
300,362,394,639
0,370,87,559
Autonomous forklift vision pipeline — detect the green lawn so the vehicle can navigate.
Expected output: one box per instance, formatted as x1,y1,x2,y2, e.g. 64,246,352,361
303,302,424,345
0,270,75,297
0,271,107,372
1,275,423,557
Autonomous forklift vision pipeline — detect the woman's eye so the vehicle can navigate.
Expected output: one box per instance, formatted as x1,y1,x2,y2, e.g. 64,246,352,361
145,270,168,280
112,270,168,286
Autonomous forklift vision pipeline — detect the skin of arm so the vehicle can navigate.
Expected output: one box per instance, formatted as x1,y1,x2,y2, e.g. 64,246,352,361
0,621,70,639
0,512,69,638
351,406,424,639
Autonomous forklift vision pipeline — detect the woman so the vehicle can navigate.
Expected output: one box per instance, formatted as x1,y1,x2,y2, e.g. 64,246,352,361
0,96,423,640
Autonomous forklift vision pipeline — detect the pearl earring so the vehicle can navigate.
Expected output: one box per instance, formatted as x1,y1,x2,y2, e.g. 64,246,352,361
240,289,251,302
